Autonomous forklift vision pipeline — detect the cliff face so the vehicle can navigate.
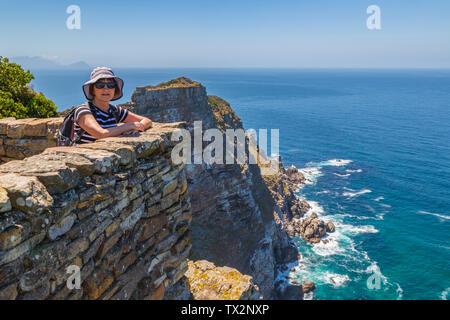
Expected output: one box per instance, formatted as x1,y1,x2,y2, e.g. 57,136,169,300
122,78,305,298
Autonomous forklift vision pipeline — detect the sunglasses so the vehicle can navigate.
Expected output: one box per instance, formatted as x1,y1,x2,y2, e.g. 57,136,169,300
93,82,116,89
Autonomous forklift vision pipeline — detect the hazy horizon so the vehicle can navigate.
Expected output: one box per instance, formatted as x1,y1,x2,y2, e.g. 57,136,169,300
1,0,450,69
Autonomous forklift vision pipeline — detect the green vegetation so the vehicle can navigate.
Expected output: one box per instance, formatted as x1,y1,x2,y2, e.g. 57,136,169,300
141,77,201,90
0,56,58,119
208,95,230,113
208,95,243,131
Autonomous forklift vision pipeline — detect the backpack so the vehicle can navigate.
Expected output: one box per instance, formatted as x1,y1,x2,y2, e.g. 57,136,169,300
57,101,120,146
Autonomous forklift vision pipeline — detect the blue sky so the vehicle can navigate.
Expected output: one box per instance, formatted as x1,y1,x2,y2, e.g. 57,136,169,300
1,0,449,68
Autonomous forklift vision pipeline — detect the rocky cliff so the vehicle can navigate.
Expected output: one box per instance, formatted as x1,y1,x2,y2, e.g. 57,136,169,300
120,77,312,299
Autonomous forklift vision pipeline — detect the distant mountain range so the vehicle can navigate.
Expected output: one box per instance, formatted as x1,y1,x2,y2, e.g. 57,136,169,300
10,56,91,71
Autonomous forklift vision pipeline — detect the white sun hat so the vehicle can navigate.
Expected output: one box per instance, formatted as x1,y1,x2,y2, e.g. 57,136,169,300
82,67,124,101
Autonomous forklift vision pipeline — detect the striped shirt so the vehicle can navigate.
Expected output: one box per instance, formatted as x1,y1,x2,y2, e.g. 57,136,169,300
73,102,129,144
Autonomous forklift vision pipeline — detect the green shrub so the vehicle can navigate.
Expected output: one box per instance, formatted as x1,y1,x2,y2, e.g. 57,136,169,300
0,56,58,119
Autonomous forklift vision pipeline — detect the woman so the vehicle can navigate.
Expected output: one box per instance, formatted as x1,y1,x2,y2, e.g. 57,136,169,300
74,67,152,144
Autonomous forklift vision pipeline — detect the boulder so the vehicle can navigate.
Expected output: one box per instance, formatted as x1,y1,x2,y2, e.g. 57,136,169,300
326,222,335,233
302,281,316,293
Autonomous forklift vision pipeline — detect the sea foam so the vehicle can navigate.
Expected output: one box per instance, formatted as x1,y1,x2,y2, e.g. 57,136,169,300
334,173,351,178
417,210,450,221
346,169,363,173
342,189,372,198
307,159,353,167
441,287,449,300
323,272,351,288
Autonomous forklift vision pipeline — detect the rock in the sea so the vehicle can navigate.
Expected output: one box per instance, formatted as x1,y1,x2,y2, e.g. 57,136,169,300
291,199,311,218
302,281,316,293
285,165,306,185
326,222,335,233
291,212,335,244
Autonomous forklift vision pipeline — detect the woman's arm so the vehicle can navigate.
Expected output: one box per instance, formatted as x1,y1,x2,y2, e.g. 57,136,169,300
122,111,153,130
78,113,144,139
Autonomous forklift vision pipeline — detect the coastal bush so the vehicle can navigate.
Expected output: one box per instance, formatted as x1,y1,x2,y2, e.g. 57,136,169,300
0,56,58,119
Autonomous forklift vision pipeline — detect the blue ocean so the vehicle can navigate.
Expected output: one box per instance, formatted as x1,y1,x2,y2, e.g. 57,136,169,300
31,68,450,300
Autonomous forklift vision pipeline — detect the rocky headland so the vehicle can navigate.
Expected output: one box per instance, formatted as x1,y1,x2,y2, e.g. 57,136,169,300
0,77,337,300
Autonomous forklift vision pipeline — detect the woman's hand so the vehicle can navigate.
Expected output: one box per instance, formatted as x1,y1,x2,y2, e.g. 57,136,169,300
122,111,152,131
127,121,146,132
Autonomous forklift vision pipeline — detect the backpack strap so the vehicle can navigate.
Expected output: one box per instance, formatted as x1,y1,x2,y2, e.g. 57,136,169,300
72,102,91,144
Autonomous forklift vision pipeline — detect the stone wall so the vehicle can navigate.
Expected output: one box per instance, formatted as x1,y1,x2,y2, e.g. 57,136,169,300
0,122,192,300
0,117,63,163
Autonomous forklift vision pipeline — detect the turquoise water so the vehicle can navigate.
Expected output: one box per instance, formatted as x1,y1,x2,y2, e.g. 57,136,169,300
32,68,450,300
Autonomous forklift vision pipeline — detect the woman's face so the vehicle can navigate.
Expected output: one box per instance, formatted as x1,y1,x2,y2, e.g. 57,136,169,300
92,78,116,103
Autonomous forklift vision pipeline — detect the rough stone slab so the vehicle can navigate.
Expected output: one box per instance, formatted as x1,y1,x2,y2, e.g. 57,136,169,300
0,187,11,213
120,206,145,232
39,151,96,178
4,137,48,152
19,269,49,292
50,189,79,221
110,260,147,300
138,215,167,241
0,211,26,234
44,147,119,174
0,157,80,195
113,252,137,278
57,238,89,262
82,234,104,264
19,281,50,300
0,173,53,215
24,240,66,274
79,141,136,166
0,232,45,266
101,132,164,159
0,118,16,135
48,214,76,240
88,218,113,242
0,259,24,286
7,119,36,139
162,179,178,197
160,189,180,210
0,222,30,251
155,234,178,252
4,146,28,159
45,118,64,139
24,119,49,137
97,232,122,260
0,282,18,300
